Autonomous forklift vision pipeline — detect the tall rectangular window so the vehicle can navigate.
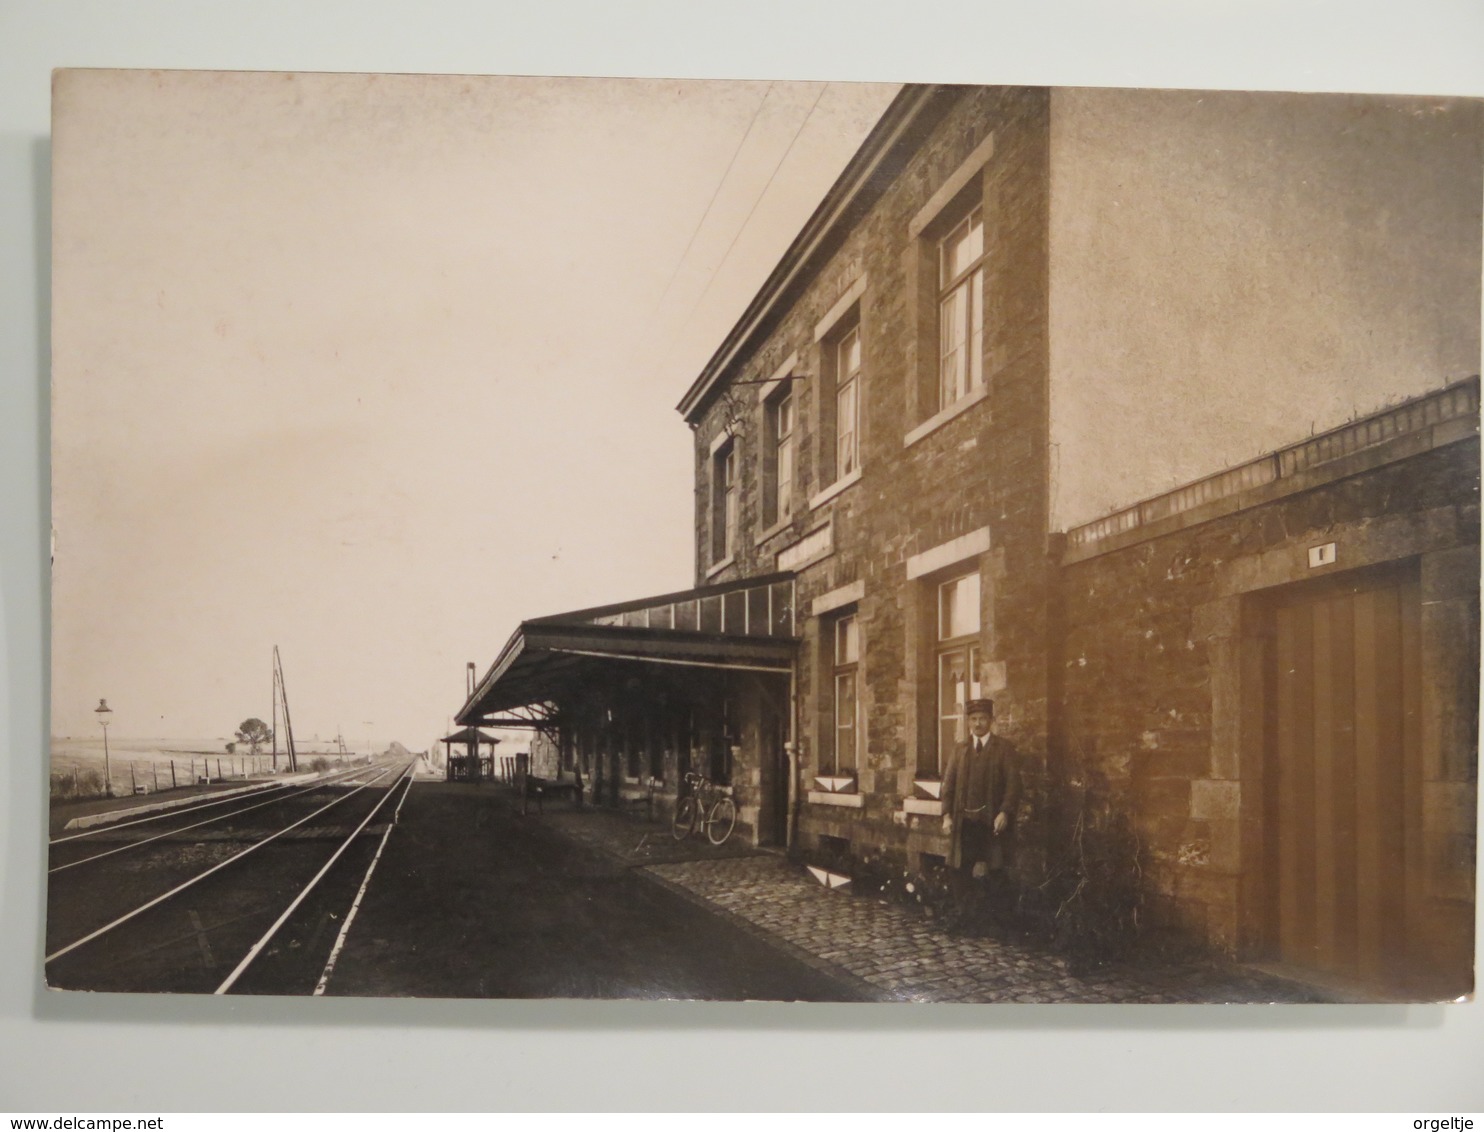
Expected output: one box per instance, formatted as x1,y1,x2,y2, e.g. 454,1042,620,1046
826,612,859,776
710,694,735,785
938,207,984,411
931,571,981,776
625,723,641,781
710,439,737,563
835,327,861,480
763,388,795,528
777,393,794,520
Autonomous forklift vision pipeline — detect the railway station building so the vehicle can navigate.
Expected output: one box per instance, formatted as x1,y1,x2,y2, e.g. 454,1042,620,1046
457,84,1481,997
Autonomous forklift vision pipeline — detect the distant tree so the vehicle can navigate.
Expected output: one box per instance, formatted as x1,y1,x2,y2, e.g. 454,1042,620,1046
235,718,272,756
225,741,237,755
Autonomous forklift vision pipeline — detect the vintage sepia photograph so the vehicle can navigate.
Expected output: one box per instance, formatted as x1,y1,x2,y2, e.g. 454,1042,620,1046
47,69,1480,1004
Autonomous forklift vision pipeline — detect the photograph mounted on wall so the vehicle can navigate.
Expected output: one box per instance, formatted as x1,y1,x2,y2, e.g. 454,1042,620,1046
47,70,1480,1003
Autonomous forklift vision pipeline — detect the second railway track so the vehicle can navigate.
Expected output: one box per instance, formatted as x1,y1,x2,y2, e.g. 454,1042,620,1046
47,762,379,873
45,759,416,995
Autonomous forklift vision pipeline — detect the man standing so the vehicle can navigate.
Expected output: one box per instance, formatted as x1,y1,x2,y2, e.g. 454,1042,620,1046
941,698,1022,922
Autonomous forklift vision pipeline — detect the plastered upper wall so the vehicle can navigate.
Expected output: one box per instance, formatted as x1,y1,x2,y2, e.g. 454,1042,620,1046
1048,88,1483,532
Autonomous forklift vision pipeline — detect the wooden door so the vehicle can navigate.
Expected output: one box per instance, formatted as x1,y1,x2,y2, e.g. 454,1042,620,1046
759,695,789,847
1264,565,1422,987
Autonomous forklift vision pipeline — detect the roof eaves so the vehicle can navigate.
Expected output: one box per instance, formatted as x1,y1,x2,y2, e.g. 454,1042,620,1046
524,569,795,626
456,622,529,725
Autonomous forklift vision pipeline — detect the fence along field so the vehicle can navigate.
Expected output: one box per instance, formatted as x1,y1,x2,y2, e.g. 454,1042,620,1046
48,737,363,800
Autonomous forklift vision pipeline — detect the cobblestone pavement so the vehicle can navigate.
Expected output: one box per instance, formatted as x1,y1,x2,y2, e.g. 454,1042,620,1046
529,801,1324,1003
645,855,1325,1003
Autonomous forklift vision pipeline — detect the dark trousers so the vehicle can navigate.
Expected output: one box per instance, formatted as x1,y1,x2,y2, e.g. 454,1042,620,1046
951,820,1014,929
960,820,992,869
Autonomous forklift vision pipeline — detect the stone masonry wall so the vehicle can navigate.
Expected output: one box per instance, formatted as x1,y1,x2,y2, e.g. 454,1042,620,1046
1059,439,1480,957
688,86,1053,873
678,84,1478,975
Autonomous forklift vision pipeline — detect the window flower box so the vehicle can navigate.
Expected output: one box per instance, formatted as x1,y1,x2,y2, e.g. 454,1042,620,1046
814,774,856,793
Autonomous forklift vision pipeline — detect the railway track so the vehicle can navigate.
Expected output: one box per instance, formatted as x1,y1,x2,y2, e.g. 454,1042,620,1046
47,761,378,873
45,758,416,995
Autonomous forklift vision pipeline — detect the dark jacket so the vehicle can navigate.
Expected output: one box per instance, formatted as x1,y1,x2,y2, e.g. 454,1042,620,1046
941,733,1022,870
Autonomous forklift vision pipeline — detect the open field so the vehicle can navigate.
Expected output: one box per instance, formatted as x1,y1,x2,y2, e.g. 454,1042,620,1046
49,737,370,800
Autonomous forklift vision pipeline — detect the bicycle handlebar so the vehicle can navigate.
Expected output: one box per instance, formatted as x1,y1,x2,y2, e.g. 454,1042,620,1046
682,770,732,797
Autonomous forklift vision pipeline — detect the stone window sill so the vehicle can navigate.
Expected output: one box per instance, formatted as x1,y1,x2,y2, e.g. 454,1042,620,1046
903,385,988,449
807,791,865,809
704,554,735,580
809,468,862,511
902,798,943,817
754,515,795,547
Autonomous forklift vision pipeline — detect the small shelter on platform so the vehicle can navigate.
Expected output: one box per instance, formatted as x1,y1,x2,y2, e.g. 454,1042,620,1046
441,726,499,783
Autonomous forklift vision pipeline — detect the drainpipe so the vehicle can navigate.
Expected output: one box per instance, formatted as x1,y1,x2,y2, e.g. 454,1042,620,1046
785,666,799,851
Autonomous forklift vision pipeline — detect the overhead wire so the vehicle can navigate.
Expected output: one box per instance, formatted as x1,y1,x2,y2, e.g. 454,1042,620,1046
679,81,830,324
650,81,776,320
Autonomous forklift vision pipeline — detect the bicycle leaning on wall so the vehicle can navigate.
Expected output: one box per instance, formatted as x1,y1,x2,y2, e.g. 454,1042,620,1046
670,770,737,846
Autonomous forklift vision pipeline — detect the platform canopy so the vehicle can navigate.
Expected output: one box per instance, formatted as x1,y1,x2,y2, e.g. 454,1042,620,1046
455,572,798,726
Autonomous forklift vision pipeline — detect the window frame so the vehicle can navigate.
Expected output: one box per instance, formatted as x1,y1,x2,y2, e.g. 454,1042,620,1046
823,610,860,780
762,385,797,529
709,437,738,565
710,693,736,786
928,569,982,778
834,324,862,483
903,132,995,438
810,276,867,505
936,205,985,413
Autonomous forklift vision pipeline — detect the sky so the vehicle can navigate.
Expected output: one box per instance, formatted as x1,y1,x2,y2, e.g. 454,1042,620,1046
49,70,900,748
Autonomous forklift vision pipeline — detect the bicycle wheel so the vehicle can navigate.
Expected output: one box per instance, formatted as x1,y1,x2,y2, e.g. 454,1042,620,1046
671,795,699,840
704,796,737,846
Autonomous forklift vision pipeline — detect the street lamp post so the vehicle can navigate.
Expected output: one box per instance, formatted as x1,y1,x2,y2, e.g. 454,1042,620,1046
94,698,114,798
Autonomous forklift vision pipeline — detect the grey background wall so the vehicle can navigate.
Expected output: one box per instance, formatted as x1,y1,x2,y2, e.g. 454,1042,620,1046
1049,87,1483,531
2,0,1482,1113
